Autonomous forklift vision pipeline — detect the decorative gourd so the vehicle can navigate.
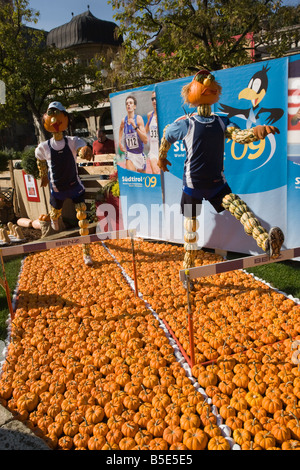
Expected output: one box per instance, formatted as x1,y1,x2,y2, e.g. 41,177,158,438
207,436,231,450
243,217,259,235
79,228,89,236
184,242,198,252
228,198,243,215
15,227,24,239
222,193,239,210
76,202,87,212
234,203,248,220
184,231,199,244
184,217,199,232
181,70,221,107
43,110,68,134
17,218,32,228
39,214,50,222
79,219,89,228
32,219,41,230
0,229,10,243
76,211,87,221
252,225,266,239
79,146,93,161
253,430,276,449
183,428,208,450
240,212,253,225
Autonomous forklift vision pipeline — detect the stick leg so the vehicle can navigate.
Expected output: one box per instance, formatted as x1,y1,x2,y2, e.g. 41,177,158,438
49,206,62,231
75,202,93,266
222,193,284,258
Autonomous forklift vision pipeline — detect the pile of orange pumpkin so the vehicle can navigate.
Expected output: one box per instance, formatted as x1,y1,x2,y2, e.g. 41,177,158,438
0,238,299,450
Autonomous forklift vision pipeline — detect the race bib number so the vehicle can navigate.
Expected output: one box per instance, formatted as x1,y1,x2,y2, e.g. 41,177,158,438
150,126,158,140
126,132,139,150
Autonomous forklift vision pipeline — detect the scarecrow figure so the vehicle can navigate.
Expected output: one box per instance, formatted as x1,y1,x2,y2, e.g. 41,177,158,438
35,101,94,266
158,70,284,271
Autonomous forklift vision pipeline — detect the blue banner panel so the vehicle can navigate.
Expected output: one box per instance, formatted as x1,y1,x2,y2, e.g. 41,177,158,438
287,55,300,253
110,85,164,239
215,59,287,194
155,57,289,254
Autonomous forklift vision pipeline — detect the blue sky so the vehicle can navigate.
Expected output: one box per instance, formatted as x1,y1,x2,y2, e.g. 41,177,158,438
27,0,116,31
27,0,299,32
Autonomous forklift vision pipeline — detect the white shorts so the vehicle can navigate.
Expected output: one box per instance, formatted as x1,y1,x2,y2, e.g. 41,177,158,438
125,151,147,171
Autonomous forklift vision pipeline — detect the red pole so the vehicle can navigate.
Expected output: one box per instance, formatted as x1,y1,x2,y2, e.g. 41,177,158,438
185,270,195,368
0,249,14,320
130,235,138,297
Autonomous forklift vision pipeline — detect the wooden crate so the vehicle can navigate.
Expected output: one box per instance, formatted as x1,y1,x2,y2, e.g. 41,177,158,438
77,154,116,204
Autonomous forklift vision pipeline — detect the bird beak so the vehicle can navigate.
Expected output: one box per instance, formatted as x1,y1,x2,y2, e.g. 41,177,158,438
238,88,265,107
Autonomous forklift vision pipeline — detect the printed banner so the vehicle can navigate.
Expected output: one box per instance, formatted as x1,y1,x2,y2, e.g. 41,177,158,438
156,58,289,254
110,85,164,239
287,55,300,253
109,56,299,255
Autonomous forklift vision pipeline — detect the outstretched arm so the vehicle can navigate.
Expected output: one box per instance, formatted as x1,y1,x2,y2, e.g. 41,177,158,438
226,125,279,144
158,125,172,172
78,145,93,161
37,159,49,187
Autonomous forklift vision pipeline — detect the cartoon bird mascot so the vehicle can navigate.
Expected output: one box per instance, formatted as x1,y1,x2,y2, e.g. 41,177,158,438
35,101,94,266
158,69,284,273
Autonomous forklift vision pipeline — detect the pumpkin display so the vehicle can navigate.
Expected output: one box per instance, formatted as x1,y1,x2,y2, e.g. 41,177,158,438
0,238,300,451
183,427,208,450
207,436,231,450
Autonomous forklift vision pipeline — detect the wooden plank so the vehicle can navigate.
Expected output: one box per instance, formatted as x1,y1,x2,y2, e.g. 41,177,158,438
78,167,114,177
0,229,135,257
82,187,103,193
179,247,300,282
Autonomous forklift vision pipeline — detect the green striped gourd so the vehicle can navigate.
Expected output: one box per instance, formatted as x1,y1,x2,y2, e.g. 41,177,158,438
222,193,239,210
243,217,260,235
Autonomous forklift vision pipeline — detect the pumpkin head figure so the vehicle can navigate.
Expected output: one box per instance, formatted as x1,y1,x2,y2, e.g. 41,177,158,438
181,69,222,107
43,101,69,135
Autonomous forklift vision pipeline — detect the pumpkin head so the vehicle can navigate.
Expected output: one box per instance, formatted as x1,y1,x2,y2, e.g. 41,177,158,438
181,69,221,107
43,102,69,134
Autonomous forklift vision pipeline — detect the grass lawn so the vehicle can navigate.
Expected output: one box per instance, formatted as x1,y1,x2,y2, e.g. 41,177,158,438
246,260,300,300
0,255,22,341
0,251,299,342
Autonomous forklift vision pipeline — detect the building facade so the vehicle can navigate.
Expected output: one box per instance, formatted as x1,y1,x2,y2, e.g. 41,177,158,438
46,8,123,143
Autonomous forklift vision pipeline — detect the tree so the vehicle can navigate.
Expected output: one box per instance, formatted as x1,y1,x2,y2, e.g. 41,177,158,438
108,0,300,87
0,0,99,143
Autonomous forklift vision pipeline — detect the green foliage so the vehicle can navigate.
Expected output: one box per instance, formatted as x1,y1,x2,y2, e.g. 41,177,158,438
0,0,102,142
21,146,39,179
111,181,120,197
0,151,9,173
0,148,20,173
90,172,120,220
108,0,300,87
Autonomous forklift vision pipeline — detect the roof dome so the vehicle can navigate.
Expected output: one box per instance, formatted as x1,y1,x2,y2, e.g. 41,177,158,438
46,9,123,49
